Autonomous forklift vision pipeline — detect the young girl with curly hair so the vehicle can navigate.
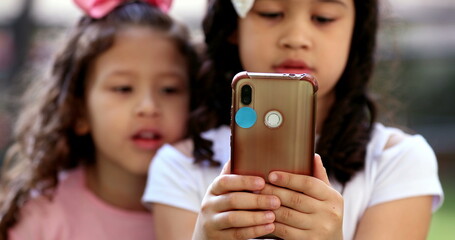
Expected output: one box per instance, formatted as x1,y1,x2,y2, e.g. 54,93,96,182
0,0,204,239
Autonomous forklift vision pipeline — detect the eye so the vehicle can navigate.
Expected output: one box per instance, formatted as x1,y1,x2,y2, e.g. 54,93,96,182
112,86,132,94
161,86,180,94
257,11,284,19
312,15,335,24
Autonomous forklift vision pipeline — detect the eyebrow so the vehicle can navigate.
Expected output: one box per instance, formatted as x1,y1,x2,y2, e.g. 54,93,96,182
315,0,348,8
102,70,136,81
260,0,349,8
110,70,133,75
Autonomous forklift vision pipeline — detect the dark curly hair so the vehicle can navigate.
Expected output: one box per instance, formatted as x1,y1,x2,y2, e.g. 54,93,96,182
0,2,204,238
193,0,379,184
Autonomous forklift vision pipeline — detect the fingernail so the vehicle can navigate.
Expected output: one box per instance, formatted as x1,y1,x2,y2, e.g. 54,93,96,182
269,172,278,183
270,197,280,208
254,178,264,188
264,223,274,231
265,212,274,221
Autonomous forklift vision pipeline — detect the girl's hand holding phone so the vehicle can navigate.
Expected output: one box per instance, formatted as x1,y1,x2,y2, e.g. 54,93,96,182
192,162,281,240
193,155,343,240
261,154,344,240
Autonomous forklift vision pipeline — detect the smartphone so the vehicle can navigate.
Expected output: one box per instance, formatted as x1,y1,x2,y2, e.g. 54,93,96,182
231,71,318,180
230,71,317,239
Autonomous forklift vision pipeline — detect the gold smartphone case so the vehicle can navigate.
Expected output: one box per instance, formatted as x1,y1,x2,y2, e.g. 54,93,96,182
231,71,318,180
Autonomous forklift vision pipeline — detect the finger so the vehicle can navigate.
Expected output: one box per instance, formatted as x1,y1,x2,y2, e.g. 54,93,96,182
313,154,330,186
211,174,265,196
214,210,275,229
221,160,231,175
261,184,318,213
273,222,309,240
211,191,280,212
268,170,330,201
223,224,275,240
273,206,312,230
274,208,343,240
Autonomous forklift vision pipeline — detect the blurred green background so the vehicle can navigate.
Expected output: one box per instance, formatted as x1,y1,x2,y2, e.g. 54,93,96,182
0,0,454,238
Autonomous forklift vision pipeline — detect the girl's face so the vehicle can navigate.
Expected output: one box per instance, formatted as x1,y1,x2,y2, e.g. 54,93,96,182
82,26,189,176
237,0,355,101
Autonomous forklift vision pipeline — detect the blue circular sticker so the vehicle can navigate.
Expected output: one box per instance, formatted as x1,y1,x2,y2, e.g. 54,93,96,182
235,107,257,129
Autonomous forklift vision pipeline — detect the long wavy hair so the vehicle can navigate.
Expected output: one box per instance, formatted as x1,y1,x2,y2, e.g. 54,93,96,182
195,0,379,184
0,2,203,238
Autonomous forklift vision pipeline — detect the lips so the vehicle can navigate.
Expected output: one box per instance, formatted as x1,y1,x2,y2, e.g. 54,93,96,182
131,129,163,150
273,59,314,74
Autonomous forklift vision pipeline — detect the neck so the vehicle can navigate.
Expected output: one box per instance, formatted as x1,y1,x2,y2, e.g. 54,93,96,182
86,163,148,212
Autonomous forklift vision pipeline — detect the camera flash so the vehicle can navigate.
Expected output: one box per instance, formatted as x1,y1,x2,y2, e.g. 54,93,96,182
265,110,283,128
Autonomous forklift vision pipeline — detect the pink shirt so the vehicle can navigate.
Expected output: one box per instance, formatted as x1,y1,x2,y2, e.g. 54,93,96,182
9,167,154,240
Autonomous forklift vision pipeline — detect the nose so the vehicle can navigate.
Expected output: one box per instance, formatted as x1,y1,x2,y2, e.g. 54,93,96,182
278,19,312,50
135,92,160,118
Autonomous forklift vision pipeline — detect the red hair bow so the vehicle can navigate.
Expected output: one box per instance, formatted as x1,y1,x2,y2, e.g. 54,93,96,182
74,0,172,19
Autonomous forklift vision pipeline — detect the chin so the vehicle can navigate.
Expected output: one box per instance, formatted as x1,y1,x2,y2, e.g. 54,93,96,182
127,160,153,176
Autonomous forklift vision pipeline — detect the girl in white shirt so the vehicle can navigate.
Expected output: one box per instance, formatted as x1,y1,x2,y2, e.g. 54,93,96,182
143,0,444,239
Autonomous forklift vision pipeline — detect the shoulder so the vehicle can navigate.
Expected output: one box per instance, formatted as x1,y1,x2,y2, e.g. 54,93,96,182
202,125,231,165
201,125,231,141
368,123,435,158
364,123,443,209
143,126,230,211
8,169,81,239
156,125,231,166
150,125,230,177
13,167,85,222
172,125,230,158
367,123,437,170
15,168,83,217
14,195,62,222
8,196,55,239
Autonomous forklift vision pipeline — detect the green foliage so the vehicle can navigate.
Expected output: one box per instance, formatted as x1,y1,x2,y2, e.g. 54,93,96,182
428,180,455,239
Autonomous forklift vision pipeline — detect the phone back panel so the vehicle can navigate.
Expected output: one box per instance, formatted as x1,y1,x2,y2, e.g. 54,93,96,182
231,72,317,180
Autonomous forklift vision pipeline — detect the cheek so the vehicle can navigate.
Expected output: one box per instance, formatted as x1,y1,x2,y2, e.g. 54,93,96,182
239,36,270,72
332,24,354,71
238,22,262,71
167,107,189,141
319,33,352,90
239,48,254,71
86,93,124,131
327,46,349,74
167,97,189,124
173,103,189,121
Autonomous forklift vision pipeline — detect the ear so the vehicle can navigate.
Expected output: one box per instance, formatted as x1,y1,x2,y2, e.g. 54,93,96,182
228,29,239,45
74,117,90,136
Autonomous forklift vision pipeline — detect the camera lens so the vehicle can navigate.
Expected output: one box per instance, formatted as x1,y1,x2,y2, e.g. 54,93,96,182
241,85,252,105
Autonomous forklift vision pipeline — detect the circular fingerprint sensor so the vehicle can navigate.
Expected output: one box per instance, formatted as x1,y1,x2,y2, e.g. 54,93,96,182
265,110,283,128
235,107,257,128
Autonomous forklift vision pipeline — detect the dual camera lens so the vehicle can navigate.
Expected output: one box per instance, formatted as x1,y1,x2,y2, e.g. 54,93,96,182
241,85,252,105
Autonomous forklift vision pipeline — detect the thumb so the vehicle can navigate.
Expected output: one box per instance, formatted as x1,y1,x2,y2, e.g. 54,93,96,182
313,154,330,186
220,160,231,175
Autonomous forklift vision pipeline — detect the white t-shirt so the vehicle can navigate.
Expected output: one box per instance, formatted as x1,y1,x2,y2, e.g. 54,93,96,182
143,124,444,240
